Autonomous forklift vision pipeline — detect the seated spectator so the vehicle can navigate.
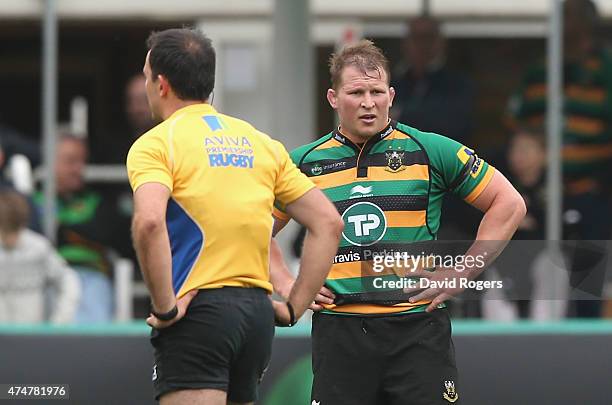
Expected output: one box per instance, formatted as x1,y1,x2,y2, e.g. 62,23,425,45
0,189,80,323
34,135,125,323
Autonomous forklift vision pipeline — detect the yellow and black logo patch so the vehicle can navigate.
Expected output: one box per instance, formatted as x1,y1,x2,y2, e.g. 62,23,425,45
385,150,405,173
443,380,459,403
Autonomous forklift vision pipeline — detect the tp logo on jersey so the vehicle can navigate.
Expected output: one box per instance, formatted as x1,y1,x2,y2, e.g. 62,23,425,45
341,202,387,246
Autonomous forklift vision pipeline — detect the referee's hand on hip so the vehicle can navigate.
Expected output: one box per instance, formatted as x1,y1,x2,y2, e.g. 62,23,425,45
146,290,198,329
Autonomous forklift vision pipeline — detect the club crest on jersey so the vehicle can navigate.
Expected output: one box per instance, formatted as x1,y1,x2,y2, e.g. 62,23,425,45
443,380,459,403
385,150,405,173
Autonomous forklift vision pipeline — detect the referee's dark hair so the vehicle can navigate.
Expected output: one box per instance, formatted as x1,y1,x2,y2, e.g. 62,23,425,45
146,28,216,102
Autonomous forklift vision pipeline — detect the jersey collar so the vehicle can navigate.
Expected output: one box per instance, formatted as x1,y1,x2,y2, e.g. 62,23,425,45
170,103,217,119
332,119,396,151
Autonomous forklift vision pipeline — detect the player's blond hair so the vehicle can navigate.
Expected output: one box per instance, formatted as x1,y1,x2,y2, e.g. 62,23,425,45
328,39,390,89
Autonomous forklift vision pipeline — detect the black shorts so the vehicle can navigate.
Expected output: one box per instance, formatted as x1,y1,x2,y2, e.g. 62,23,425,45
311,309,459,405
150,287,274,402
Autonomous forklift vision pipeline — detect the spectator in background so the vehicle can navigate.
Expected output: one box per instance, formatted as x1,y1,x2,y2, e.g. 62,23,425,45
92,74,155,164
34,135,127,323
391,15,474,145
0,189,80,323
125,74,156,138
493,127,547,318
509,0,611,317
507,128,546,241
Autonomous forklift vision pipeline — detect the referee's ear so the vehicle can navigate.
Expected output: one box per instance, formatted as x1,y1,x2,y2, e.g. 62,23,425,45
157,74,171,98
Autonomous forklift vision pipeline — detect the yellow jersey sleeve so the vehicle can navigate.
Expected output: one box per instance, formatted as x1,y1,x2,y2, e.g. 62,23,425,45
273,140,315,209
126,133,173,192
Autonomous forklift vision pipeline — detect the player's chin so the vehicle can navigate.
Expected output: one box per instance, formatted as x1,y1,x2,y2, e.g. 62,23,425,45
357,122,384,136
363,132,379,141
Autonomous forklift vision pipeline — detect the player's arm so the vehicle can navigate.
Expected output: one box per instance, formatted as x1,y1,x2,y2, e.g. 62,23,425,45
132,183,196,328
471,170,526,241
272,188,343,323
448,170,526,282
270,232,335,310
409,170,526,310
269,234,294,300
404,133,526,310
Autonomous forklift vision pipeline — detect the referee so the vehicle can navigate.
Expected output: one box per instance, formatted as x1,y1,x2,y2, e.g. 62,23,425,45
127,28,343,405
271,40,526,405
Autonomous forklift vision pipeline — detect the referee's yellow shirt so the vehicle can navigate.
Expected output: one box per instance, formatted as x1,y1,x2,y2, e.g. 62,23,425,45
127,104,314,298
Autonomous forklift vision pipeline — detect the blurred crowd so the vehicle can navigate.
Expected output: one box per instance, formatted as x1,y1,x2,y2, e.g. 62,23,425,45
0,0,611,323
0,73,152,324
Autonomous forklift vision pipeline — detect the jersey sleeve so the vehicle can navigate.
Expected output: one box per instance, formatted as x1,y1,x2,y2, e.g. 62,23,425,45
126,134,173,192
272,142,314,220
423,132,495,203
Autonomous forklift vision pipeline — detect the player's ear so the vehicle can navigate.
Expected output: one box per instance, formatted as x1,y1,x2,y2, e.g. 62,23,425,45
327,88,338,109
157,74,170,97
389,86,396,108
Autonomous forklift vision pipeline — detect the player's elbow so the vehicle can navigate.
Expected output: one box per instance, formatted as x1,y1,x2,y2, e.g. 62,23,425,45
323,210,344,240
132,213,165,239
506,189,527,223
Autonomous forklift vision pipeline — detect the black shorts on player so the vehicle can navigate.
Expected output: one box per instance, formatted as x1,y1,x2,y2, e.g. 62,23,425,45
311,309,460,405
150,287,274,402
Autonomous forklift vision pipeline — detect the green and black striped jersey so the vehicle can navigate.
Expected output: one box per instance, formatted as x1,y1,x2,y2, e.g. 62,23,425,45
274,121,494,315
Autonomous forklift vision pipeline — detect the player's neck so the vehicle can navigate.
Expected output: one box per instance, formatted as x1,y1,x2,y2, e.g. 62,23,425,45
343,132,372,147
161,99,209,120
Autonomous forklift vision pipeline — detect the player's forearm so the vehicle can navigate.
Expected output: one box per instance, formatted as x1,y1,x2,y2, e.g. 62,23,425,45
463,190,526,277
288,225,341,318
269,238,295,300
132,218,176,313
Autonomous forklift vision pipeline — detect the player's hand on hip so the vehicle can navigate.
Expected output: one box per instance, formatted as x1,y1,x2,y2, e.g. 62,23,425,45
310,286,335,311
271,298,292,325
146,290,198,329
404,267,465,312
